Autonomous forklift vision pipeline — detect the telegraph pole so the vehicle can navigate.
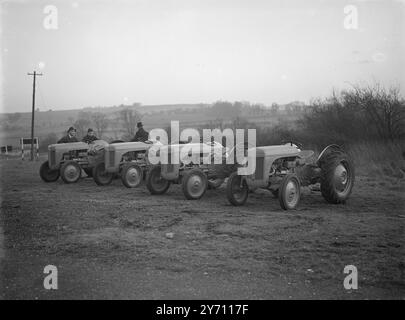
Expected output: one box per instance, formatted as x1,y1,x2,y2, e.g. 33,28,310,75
27,71,42,161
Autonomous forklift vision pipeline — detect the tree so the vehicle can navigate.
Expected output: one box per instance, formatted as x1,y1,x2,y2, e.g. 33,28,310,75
209,101,242,120
74,118,92,138
347,84,405,141
271,103,279,114
299,84,405,146
92,112,109,138
117,107,142,137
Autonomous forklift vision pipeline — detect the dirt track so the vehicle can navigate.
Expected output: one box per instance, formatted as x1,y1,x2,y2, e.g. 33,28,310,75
0,157,404,299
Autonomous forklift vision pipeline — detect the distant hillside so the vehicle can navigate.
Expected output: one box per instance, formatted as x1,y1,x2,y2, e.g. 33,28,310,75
0,101,305,147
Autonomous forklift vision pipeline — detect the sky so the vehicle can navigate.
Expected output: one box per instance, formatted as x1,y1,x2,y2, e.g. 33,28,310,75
0,0,404,113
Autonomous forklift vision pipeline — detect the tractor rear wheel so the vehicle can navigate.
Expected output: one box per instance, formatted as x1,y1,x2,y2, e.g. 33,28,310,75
182,168,208,200
60,161,82,184
320,150,355,204
226,172,249,206
93,162,114,186
146,166,170,195
121,163,143,188
278,173,301,210
39,160,60,182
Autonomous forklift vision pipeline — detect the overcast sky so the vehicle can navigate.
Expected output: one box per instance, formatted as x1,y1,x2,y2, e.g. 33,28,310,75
0,0,404,113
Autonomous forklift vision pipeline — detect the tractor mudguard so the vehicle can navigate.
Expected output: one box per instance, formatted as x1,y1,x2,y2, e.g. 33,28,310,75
316,144,343,166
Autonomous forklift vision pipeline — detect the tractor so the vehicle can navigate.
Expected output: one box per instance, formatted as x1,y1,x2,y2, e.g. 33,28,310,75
39,140,109,183
226,143,355,210
92,140,160,187
145,141,234,199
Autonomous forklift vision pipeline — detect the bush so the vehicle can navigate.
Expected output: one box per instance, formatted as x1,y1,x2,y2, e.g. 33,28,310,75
299,85,405,147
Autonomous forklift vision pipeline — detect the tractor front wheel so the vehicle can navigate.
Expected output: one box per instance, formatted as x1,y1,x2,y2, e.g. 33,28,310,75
39,160,60,182
226,172,249,206
146,166,170,195
278,174,301,210
60,161,82,184
182,168,208,200
121,163,143,188
93,162,114,186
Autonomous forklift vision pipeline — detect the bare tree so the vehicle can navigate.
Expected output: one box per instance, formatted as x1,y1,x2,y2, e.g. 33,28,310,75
117,107,142,138
73,111,94,138
299,83,405,146
74,118,92,139
346,84,405,141
92,112,109,138
271,103,279,114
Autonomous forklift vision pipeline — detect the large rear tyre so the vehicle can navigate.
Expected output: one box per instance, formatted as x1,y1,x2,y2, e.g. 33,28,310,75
182,168,208,200
39,160,60,182
93,162,114,186
146,166,170,195
319,150,355,204
278,173,301,210
121,163,143,188
226,172,249,206
60,160,82,184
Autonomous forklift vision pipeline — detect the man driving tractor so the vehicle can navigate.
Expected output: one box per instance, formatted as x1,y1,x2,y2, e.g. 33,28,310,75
131,122,149,142
57,126,79,144
82,128,99,143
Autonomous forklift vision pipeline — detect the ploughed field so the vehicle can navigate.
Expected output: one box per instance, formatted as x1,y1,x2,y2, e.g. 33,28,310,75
0,156,404,299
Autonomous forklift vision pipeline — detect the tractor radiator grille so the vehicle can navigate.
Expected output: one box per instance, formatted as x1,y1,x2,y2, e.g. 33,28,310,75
166,164,174,173
255,157,264,180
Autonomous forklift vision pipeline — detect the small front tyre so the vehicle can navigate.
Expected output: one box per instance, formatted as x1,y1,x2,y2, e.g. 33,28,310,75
121,163,143,188
182,168,208,200
60,161,82,184
278,173,301,210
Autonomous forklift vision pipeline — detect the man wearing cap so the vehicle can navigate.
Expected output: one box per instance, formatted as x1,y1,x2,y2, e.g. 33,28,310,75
57,126,79,144
82,128,99,144
131,122,149,142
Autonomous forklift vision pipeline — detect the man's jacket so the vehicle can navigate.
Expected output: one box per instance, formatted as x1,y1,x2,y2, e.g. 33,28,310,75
82,135,99,144
131,128,149,142
57,135,79,144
